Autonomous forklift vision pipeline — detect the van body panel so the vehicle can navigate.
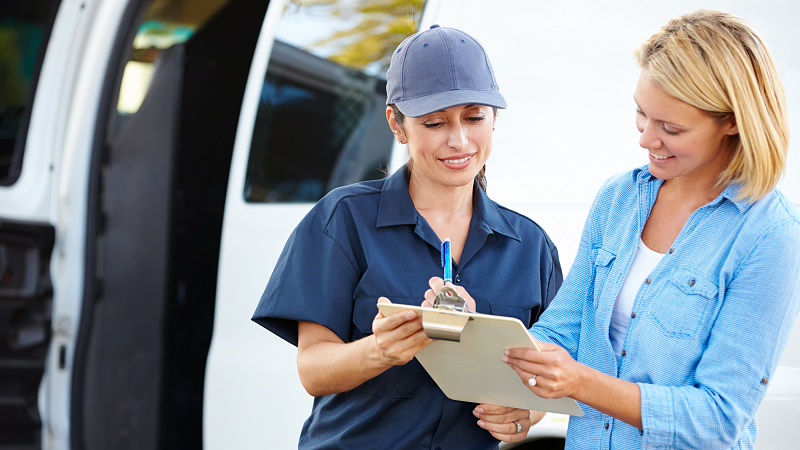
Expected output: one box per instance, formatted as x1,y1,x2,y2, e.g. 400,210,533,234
0,0,796,448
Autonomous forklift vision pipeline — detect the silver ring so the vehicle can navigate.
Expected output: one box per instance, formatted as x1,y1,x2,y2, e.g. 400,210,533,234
528,374,537,386
513,420,522,434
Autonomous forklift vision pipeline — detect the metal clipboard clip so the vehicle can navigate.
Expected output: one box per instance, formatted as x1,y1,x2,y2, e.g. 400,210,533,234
423,286,472,342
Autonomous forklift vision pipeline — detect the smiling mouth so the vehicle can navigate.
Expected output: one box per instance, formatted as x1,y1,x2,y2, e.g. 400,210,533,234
650,152,673,160
441,155,473,164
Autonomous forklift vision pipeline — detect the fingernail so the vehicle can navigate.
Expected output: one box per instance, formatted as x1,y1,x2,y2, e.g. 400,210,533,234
504,350,510,356
472,410,479,417
502,356,508,363
477,420,485,428
475,407,484,414
405,311,415,319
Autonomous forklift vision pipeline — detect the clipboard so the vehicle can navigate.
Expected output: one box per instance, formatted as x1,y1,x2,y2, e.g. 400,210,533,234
377,302,584,416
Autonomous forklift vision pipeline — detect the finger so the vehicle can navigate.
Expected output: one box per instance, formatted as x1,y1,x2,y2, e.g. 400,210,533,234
447,283,477,311
504,356,548,378
475,404,515,416
478,416,531,442
375,297,391,319
422,289,436,308
380,327,434,362
477,406,529,425
505,347,545,361
525,339,562,353
507,362,540,390
428,276,445,293
372,308,419,334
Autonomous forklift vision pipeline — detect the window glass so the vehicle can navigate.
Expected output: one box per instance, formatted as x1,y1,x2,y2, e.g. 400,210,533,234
0,0,61,185
244,0,426,203
110,0,232,138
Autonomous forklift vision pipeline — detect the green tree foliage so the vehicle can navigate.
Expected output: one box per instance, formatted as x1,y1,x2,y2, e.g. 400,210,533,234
288,0,425,72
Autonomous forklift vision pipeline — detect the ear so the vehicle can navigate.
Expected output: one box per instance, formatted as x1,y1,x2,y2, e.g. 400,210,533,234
724,117,739,136
386,106,407,144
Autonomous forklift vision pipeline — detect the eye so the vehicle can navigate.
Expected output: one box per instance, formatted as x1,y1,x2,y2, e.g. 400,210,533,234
662,125,679,136
636,108,646,117
466,116,485,123
423,122,443,129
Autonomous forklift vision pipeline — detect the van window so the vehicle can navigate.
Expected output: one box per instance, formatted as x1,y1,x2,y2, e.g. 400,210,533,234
109,0,232,140
0,0,61,186
243,0,426,203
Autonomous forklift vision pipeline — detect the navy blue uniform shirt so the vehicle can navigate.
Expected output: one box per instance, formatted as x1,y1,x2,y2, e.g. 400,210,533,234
253,165,563,450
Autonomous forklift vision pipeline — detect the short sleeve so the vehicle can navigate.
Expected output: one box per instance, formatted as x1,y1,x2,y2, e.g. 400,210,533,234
252,225,361,346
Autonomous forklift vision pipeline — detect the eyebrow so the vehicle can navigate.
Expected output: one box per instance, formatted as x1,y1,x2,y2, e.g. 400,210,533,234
633,97,687,129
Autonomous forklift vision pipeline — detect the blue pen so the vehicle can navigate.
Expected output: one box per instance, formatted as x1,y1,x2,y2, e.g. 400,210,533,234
441,238,452,284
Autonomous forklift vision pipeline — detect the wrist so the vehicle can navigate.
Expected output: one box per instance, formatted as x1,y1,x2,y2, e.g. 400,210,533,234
365,334,391,372
571,362,591,400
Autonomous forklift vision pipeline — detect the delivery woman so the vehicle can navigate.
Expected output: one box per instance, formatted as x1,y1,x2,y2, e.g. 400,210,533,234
252,25,562,449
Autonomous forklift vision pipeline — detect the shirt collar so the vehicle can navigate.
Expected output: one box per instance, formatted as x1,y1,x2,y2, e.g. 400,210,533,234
633,164,749,213
376,165,522,241
376,166,418,227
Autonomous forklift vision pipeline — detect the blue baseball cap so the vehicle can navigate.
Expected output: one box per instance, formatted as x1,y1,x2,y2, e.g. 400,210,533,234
386,24,507,118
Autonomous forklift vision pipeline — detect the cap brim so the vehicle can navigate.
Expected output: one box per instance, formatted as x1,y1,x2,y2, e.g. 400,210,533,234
394,89,507,118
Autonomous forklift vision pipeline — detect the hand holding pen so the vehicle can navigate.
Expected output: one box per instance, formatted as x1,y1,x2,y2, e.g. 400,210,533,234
420,238,476,312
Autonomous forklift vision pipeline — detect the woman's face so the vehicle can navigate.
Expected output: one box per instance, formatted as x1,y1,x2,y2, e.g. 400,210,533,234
634,70,738,183
388,104,495,190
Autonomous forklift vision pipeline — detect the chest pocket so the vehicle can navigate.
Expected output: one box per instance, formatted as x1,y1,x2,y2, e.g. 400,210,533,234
650,267,718,338
352,297,424,397
593,248,617,309
490,303,532,328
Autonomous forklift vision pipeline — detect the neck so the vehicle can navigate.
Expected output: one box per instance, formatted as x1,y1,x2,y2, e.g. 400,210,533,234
662,167,727,206
407,170,475,221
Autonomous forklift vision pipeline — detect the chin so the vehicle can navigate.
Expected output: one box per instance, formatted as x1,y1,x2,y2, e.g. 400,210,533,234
648,162,674,181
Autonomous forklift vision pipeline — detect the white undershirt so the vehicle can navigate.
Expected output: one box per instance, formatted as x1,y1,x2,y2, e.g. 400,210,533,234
609,238,665,357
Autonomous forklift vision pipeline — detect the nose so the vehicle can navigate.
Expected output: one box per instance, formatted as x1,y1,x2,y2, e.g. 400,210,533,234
638,120,662,150
447,121,468,151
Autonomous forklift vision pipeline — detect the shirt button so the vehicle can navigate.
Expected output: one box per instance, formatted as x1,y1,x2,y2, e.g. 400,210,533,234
604,422,609,430
668,248,675,254
621,349,627,356
761,377,769,385
630,312,636,319
455,275,461,283
688,279,696,287
645,278,651,285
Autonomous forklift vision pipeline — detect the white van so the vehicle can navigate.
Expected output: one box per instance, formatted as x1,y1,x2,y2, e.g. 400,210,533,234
1,0,797,449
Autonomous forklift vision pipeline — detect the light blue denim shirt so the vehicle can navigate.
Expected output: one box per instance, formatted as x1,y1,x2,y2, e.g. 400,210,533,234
530,165,800,450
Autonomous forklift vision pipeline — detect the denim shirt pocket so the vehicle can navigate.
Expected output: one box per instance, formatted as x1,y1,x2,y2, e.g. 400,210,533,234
593,248,617,310
650,267,718,338
352,297,424,397
489,303,532,328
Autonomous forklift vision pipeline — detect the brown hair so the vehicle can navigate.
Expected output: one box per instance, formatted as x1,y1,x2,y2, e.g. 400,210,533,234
634,9,789,202
390,104,495,192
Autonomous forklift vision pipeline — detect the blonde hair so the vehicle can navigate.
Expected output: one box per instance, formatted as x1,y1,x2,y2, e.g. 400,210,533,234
634,9,789,202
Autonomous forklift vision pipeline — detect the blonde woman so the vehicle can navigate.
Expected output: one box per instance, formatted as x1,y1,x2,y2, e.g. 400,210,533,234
427,9,799,449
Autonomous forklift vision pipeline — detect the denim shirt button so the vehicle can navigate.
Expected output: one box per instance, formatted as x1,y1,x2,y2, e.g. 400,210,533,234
668,248,675,254
604,422,610,430
645,278,652,285
761,377,769,385
630,311,636,319
688,279,696,287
